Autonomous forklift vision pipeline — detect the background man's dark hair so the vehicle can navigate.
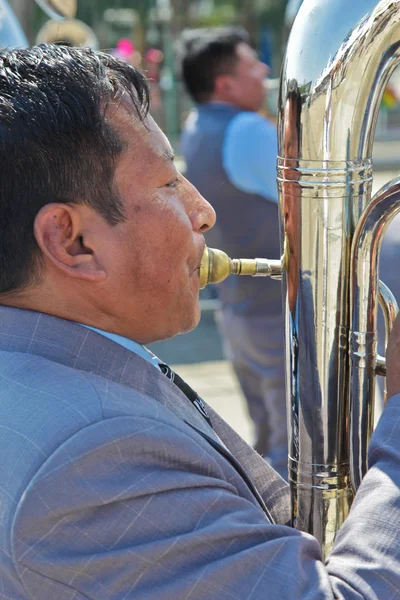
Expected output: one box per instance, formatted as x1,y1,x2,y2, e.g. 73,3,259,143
0,44,150,294
180,27,250,104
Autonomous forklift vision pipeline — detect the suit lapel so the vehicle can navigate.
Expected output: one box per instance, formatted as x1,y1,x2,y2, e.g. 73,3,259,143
184,421,274,521
205,402,291,526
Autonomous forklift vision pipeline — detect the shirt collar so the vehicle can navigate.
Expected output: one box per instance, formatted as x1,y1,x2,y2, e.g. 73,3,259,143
79,325,161,370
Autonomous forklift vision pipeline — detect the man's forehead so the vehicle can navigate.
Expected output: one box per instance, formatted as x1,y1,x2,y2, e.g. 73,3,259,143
145,115,175,162
236,42,257,61
108,102,173,163
139,122,175,171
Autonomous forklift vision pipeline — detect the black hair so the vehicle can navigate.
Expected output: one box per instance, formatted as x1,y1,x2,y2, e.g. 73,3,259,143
180,27,250,104
0,44,150,294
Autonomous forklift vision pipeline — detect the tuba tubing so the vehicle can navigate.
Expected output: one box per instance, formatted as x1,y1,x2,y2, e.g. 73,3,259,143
350,179,400,491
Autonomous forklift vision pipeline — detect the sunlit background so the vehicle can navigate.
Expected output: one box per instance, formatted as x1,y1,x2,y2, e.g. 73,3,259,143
3,0,302,149
4,0,400,150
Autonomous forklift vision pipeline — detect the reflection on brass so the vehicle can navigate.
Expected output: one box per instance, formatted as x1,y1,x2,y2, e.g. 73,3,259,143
281,234,290,272
278,0,400,558
199,246,282,290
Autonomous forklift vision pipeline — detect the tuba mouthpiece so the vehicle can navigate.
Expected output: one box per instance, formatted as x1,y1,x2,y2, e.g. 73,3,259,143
199,246,283,289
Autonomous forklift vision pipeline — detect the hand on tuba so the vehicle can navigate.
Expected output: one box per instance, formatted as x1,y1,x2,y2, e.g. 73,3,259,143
386,312,400,400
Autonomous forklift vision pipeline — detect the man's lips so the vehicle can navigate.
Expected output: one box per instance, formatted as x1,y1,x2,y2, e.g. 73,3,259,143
191,242,205,274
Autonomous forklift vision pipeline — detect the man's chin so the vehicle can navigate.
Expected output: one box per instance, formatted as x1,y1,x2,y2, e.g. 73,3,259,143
151,306,201,343
176,306,201,337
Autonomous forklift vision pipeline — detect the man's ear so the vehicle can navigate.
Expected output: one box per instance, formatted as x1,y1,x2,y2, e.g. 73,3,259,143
34,203,106,282
214,74,234,97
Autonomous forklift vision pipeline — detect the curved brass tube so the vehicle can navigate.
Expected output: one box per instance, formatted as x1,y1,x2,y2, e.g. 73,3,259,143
350,178,400,491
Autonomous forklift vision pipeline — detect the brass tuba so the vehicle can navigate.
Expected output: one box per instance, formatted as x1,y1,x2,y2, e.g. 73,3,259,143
201,0,400,557
278,0,400,556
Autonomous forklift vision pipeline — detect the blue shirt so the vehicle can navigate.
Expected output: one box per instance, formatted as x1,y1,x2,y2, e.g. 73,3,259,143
222,111,278,202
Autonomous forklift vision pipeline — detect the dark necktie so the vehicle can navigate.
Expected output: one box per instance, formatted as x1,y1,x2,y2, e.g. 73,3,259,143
158,362,213,428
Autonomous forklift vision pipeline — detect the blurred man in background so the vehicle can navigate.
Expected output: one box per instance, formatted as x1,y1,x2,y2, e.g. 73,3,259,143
180,28,287,478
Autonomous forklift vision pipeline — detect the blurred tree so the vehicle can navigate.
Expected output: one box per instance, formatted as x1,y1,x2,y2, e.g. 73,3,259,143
256,0,289,75
132,0,150,53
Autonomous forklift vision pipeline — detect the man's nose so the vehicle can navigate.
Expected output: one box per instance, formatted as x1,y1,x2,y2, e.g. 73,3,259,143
186,180,216,233
194,193,216,233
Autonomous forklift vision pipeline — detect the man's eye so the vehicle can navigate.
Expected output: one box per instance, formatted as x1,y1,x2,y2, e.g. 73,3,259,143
166,177,180,188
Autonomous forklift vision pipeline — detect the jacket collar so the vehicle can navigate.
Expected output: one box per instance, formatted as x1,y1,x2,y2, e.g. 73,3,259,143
0,306,221,446
0,306,282,522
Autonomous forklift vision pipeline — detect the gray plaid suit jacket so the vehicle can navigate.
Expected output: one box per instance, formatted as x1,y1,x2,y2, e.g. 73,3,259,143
0,306,398,599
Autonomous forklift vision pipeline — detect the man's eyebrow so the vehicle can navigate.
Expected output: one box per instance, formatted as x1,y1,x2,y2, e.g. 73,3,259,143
163,149,175,162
